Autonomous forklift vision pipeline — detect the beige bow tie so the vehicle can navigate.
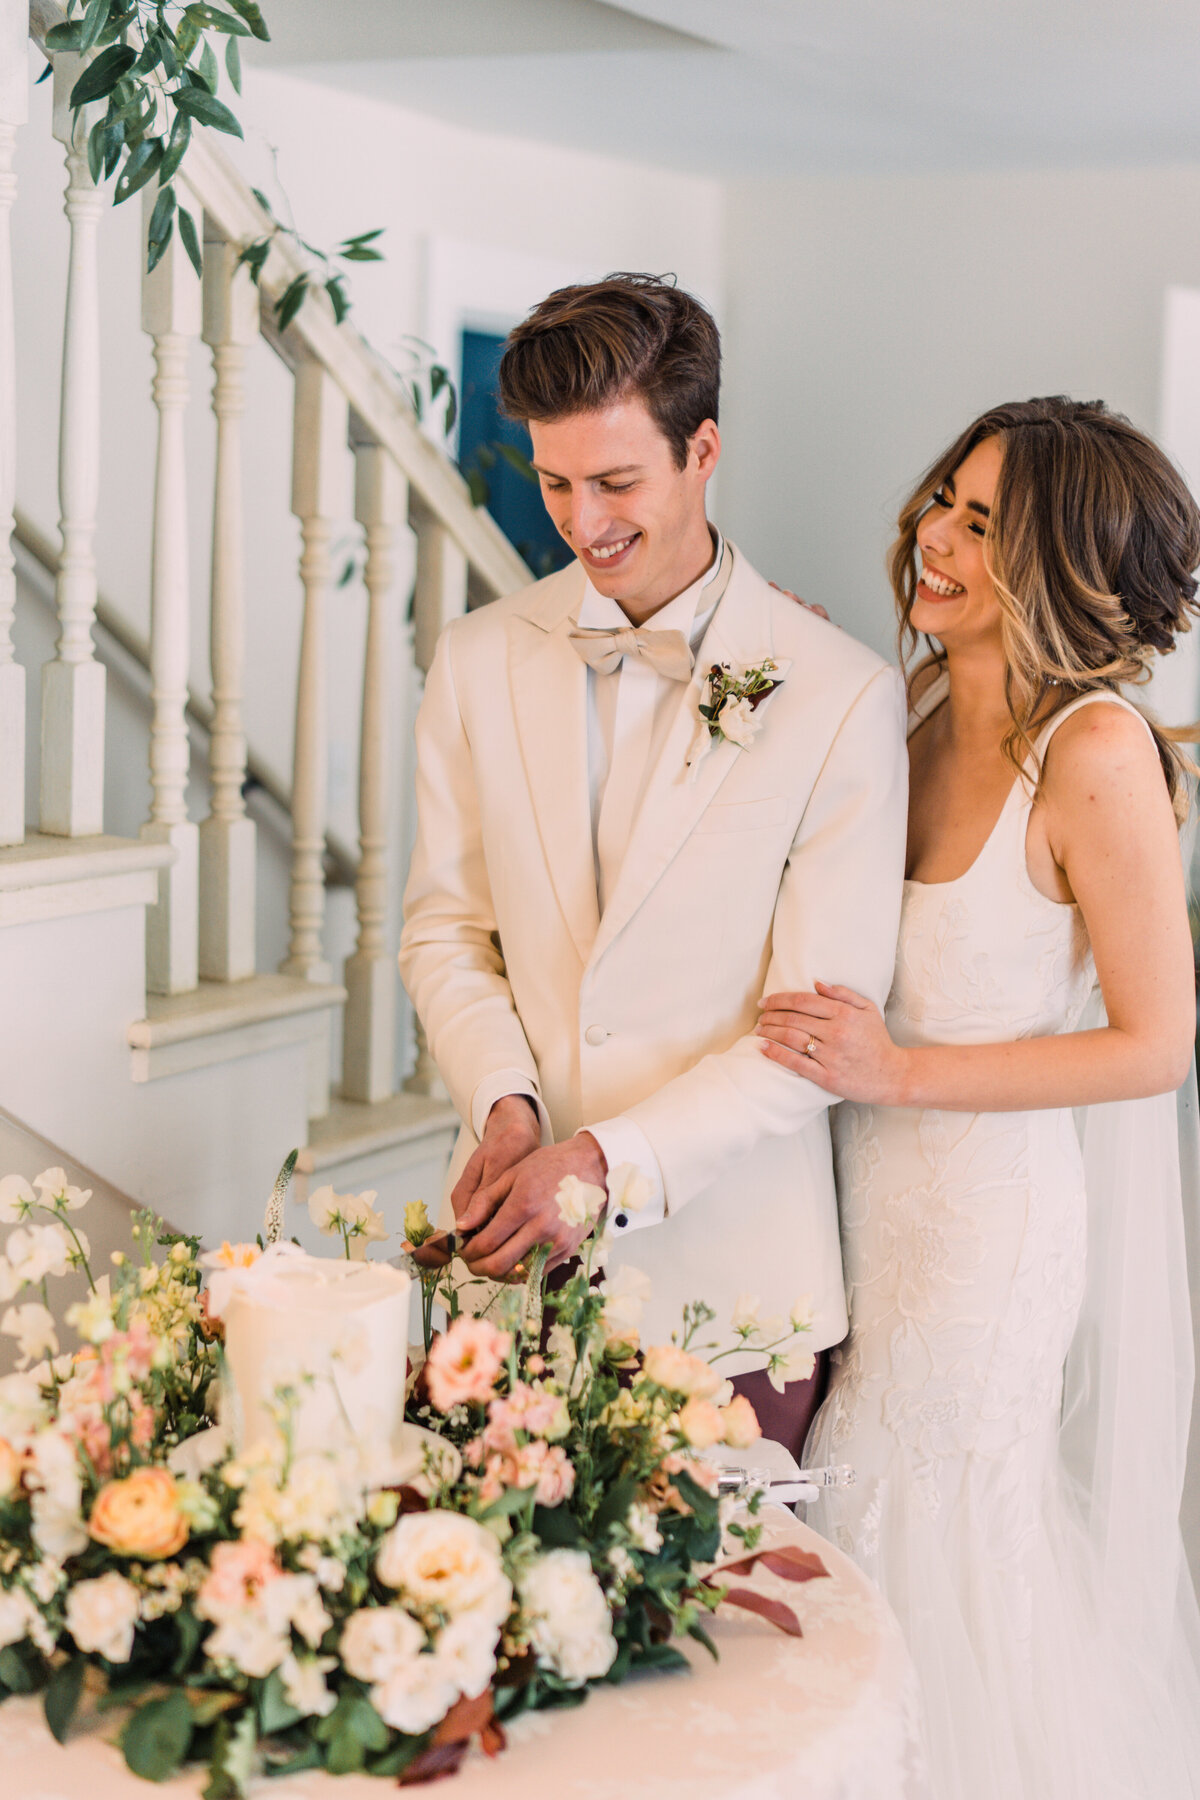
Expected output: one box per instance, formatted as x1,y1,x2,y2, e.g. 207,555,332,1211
568,624,694,681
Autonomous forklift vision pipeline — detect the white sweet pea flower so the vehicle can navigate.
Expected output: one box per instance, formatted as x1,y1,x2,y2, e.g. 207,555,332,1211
731,1293,761,1332
0,1371,49,1437
0,1176,35,1224
790,1294,815,1334
32,1169,91,1212
1,1303,59,1369
280,1652,338,1719
307,1185,343,1234
767,1347,818,1393
599,1266,653,1342
605,1163,654,1216
716,694,762,748
6,1224,70,1287
65,1289,116,1346
66,1572,141,1663
554,1174,607,1229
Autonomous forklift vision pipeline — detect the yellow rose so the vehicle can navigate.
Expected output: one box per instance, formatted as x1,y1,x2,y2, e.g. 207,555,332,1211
89,1468,189,1559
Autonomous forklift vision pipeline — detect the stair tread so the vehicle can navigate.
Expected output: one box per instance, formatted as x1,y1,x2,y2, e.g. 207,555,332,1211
299,1090,459,1174
129,972,347,1049
0,832,174,889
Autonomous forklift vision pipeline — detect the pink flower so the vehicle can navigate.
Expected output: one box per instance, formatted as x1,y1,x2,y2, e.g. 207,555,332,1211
197,1539,282,1624
532,1444,575,1508
425,1318,511,1413
719,1394,762,1450
488,1382,569,1443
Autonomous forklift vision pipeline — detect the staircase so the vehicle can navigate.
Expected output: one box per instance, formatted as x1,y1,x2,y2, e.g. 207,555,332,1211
0,1,530,1242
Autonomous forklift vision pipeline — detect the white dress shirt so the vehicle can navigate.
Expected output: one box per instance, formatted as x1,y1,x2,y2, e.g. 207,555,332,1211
471,528,728,1240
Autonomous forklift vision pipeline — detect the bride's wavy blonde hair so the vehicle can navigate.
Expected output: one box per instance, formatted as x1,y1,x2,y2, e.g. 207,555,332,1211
889,396,1200,819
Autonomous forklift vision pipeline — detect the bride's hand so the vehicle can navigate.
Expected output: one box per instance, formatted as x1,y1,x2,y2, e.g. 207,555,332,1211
756,981,909,1104
769,581,831,623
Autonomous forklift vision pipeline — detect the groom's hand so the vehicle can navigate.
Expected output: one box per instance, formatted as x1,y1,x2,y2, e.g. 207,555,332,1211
458,1133,609,1281
408,1094,541,1269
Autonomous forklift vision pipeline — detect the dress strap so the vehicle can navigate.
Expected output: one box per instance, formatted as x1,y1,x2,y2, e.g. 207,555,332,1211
1031,690,1156,764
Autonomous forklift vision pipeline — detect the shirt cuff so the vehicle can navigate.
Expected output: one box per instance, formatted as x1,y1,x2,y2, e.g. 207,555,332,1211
578,1117,667,1235
470,1072,551,1146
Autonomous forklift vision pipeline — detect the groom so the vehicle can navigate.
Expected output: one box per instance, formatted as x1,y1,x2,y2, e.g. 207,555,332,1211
399,274,907,1452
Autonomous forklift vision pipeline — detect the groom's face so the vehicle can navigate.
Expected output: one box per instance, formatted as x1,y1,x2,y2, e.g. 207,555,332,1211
529,394,720,616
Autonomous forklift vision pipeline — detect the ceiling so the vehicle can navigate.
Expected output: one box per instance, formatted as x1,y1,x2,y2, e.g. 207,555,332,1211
250,0,1200,177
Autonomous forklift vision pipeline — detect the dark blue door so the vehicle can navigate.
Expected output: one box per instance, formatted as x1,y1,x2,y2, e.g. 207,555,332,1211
458,328,573,580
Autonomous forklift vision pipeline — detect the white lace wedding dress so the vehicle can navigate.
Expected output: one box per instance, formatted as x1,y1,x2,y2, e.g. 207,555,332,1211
806,675,1200,1798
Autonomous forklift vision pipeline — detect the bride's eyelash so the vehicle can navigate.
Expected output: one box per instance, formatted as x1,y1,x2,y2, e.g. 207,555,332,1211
930,490,952,509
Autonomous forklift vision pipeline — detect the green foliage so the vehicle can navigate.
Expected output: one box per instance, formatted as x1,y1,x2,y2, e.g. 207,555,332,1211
122,1690,195,1782
313,1691,390,1775
43,1655,86,1744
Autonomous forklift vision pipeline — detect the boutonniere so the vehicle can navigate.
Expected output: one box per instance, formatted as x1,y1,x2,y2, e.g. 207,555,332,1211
686,659,784,778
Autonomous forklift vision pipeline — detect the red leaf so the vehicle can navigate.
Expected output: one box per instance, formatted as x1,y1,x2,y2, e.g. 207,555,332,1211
713,1545,829,1584
433,1689,495,1748
480,1717,507,1759
398,1740,468,1785
714,1584,804,1637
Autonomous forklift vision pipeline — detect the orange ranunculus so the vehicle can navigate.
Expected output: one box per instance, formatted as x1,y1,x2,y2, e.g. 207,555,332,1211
88,1467,189,1559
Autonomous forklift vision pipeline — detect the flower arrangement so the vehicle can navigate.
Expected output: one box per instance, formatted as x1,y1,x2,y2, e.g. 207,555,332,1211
0,1163,826,1791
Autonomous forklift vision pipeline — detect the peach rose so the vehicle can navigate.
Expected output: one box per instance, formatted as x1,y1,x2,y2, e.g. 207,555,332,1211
425,1318,511,1413
640,1344,723,1401
89,1467,189,1559
677,1397,724,1451
0,1436,22,1500
719,1393,762,1450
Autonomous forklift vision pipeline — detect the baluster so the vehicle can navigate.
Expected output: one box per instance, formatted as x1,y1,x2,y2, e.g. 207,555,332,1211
40,55,105,838
140,184,200,995
198,231,256,981
341,446,405,1103
404,503,467,1100
0,1,25,846
409,499,468,677
280,356,347,983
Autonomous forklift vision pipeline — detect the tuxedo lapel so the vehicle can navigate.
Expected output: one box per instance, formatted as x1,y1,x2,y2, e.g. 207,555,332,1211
509,570,599,963
589,550,789,967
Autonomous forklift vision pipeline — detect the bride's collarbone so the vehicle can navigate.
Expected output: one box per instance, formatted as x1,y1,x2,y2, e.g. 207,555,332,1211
906,732,1019,887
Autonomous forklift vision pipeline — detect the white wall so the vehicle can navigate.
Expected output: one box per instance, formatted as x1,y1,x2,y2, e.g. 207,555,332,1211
718,165,1200,714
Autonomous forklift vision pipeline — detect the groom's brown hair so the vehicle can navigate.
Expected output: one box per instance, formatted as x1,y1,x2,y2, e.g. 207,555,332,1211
498,273,720,470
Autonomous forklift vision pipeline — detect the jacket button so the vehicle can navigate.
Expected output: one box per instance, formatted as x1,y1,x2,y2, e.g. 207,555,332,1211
584,1024,608,1047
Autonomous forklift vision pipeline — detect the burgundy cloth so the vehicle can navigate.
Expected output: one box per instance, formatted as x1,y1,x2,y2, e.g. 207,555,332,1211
730,1350,830,1465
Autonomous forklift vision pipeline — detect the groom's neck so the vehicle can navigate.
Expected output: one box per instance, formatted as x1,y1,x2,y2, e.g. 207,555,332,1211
611,520,719,627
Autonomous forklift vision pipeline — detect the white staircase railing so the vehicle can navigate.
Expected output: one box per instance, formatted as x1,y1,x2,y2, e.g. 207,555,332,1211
10,0,531,1117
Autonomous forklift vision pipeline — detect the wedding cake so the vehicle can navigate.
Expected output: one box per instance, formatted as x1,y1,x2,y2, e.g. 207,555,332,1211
216,1244,414,1476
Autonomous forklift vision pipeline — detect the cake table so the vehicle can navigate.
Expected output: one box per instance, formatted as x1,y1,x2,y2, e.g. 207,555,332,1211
0,1508,925,1800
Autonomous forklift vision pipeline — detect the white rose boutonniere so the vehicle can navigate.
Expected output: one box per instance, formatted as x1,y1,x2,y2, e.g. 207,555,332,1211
687,659,784,779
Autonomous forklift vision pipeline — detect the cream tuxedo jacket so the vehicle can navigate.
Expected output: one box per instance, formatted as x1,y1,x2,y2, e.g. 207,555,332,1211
399,544,908,1361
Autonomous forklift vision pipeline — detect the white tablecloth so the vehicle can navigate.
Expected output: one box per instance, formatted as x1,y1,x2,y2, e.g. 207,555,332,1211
0,1511,924,1800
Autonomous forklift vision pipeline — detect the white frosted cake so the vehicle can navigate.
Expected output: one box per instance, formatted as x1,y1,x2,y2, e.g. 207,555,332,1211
216,1245,413,1476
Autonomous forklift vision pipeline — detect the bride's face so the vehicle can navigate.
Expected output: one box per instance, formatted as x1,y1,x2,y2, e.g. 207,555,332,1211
912,435,1004,648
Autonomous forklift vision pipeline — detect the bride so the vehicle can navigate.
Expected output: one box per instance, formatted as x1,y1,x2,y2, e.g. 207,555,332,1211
757,397,1200,1797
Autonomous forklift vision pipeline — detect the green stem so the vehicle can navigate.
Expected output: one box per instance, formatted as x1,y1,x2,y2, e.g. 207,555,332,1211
522,1245,551,1347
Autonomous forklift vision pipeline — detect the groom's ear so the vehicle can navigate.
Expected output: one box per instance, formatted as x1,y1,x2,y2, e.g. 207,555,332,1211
689,419,721,485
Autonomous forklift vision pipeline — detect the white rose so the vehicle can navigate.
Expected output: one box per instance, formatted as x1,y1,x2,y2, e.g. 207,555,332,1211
280,1652,337,1719
430,1612,500,1701
66,1572,140,1663
205,1610,290,1679
372,1656,459,1735
716,695,761,748
625,1503,663,1554
605,1163,655,1216
376,1511,512,1626
1,1304,58,1369
339,1605,424,1682
31,1493,88,1561
0,1587,34,1651
599,1265,653,1341
0,1175,34,1224
517,1549,617,1686
554,1175,606,1230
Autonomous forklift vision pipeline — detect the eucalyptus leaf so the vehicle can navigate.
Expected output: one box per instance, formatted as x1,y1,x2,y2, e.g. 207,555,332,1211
274,273,309,332
250,186,273,215
496,441,538,483
257,1669,302,1737
172,86,244,138
226,0,271,41
146,182,176,270
178,206,203,279
325,275,348,324
185,2,253,34
114,137,163,205
225,35,242,94
340,244,384,263
35,58,53,83
79,0,114,56
341,227,384,248
198,38,220,95
443,385,457,434
159,110,192,183
87,116,107,186
465,466,489,507
70,42,137,108
159,30,178,79
44,1656,86,1745
122,1691,194,1782
176,15,202,61
44,21,85,50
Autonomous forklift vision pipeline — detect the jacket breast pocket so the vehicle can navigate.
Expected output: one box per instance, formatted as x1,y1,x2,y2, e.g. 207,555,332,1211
692,795,789,835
